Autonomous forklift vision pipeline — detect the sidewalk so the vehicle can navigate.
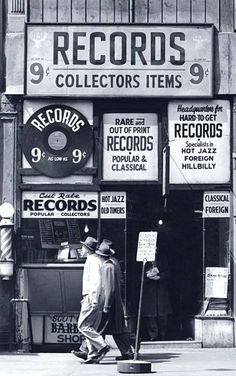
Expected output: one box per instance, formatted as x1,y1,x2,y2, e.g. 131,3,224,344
1,347,236,376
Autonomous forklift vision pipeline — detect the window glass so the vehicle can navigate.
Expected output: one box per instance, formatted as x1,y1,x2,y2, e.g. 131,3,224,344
205,218,230,268
19,218,97,264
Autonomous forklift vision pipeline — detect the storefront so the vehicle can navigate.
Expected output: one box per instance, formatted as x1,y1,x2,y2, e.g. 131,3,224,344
17,97,232,349
1,2,235,350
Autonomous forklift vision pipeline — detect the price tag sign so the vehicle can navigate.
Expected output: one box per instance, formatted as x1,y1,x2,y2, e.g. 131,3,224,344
136,232,158,262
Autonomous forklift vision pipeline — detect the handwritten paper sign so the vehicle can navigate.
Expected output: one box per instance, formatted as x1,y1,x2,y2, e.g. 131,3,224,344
136,232,157,262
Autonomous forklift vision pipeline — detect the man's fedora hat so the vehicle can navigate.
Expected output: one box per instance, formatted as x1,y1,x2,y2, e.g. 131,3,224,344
96,240,115,257
102,239,113,247
80,236,98,252
60,241,69,248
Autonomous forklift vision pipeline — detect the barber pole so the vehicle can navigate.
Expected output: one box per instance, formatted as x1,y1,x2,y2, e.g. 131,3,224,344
0,218,13,260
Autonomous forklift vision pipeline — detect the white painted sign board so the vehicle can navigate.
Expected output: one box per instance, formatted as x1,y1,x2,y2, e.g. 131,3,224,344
136,232,157,262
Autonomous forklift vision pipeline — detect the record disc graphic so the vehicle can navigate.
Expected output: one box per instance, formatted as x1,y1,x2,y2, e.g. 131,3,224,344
22,104,93,178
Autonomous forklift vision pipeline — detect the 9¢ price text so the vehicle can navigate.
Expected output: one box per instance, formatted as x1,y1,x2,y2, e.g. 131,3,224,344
31,147,85,163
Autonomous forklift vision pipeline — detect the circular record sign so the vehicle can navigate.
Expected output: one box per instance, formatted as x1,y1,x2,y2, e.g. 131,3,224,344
22,104,93,178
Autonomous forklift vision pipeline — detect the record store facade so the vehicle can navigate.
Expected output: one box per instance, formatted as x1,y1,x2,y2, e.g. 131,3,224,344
1,0,236,350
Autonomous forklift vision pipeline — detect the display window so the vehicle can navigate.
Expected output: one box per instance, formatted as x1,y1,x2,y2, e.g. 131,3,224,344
19,218,98,264
18,191,127,265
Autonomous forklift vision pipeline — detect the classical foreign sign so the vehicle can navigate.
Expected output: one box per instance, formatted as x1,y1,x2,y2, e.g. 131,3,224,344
169,100,230,184
22,191,98,218
203,191,231,218
103,113,158,181
21,104,93,178
26,25,213,97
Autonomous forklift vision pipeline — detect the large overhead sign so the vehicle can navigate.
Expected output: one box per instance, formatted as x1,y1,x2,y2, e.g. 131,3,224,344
102,113,158,181
26,25,213,97
168,100,230,184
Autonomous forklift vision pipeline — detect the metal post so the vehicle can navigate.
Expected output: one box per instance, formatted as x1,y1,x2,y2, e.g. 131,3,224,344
134,259,146,361
202,217,206,301
124,215,127,318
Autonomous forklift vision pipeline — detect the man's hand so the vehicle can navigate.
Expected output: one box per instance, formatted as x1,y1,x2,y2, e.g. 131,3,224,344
103,307,110,314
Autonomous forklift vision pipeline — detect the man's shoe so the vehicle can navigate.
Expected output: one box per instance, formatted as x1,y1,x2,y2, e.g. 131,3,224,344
83,357,99,364
71,350,87,360
116,353,133,361
95,345,110,362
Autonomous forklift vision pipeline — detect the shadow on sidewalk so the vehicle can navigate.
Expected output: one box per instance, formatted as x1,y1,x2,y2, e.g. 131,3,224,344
0,352,39,356
139,352,180,363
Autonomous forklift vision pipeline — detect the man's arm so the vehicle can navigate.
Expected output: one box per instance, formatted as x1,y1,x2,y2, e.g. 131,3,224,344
89,255,102,305
103,263,115,313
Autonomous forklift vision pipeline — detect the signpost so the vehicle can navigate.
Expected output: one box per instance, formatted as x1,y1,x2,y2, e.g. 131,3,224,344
118,231,157,373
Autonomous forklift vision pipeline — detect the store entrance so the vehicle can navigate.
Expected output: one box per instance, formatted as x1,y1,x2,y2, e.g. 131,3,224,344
126,188,203,341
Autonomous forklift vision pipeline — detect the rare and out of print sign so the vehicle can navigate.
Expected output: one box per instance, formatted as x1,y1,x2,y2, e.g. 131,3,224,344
100,192,126,219
22,192,98,218
45,315,80,343
203,191,230,218
26,25,213,97
169,100,230,184
103,113,158,181
136,232,158,262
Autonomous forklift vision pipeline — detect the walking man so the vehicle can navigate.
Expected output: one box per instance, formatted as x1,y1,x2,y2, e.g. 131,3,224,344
77,236,110,364
96,240,133,361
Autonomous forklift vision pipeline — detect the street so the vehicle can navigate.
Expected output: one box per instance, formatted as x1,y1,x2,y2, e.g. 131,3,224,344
0,347,236,376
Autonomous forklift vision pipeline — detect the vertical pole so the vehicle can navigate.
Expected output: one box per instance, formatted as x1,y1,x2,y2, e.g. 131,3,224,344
232,96,236,345
134,258,146,361
26,300,34,352
97,192,101,243
124,213,127,318
202,216,206,301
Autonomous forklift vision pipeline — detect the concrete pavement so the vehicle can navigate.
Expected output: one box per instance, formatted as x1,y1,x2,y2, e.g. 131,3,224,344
1,347,236,376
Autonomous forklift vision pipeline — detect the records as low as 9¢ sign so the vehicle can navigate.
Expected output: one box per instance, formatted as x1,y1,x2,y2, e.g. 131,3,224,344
22,104,93,178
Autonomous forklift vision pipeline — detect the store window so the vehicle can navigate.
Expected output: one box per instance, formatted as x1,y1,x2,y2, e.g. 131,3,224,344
205,218,230,268
19,218,98,264
202,191,231,316
18,190,127,265
19,191,98,264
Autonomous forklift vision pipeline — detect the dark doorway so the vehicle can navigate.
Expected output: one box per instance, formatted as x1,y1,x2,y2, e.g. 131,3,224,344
126,189,203,340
